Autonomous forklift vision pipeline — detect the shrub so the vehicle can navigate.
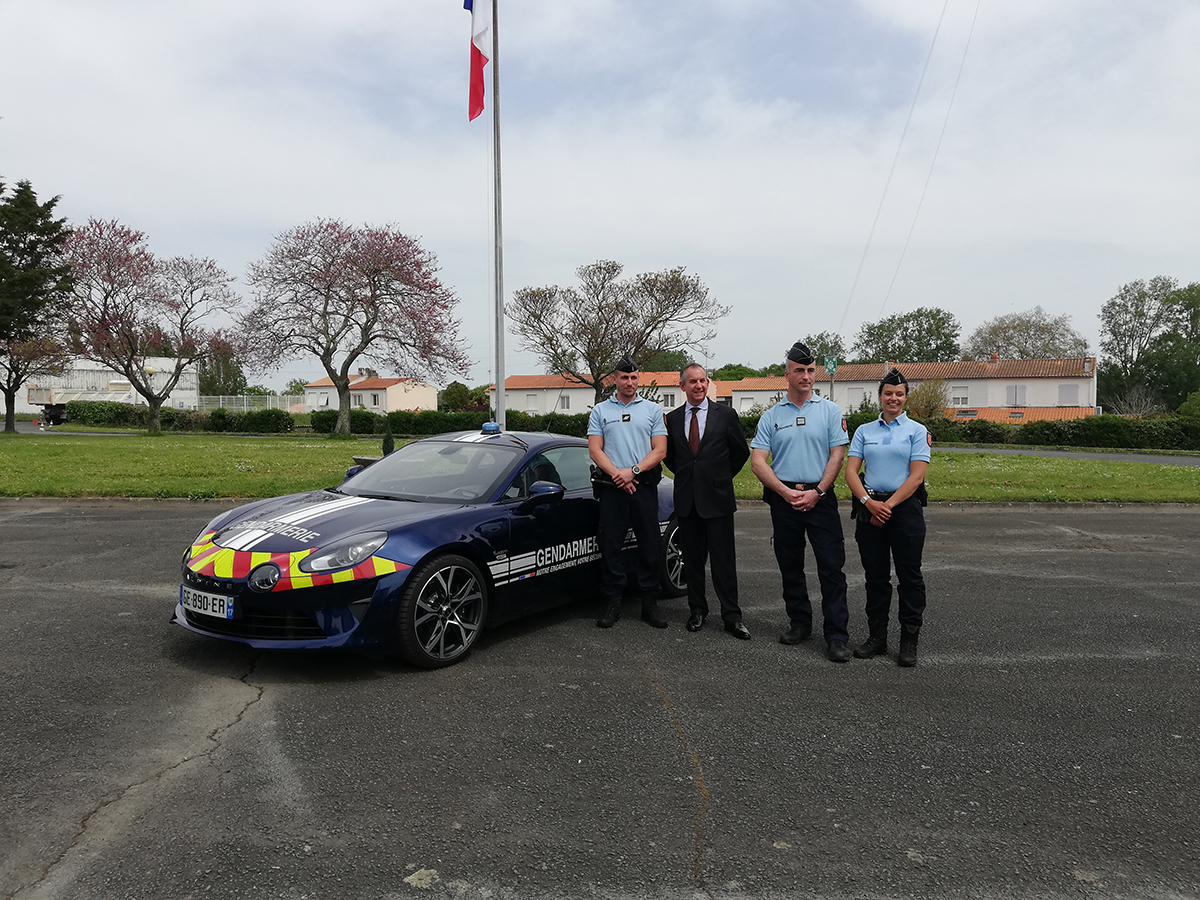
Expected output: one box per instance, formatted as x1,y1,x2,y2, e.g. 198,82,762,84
311,410,338,434
64,400,147,427
241,408,295,434
169,409,209,431
960,419,1014,444
920,417,964,444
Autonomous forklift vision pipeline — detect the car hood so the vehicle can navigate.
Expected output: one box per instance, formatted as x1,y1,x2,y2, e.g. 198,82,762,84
207,490,469,555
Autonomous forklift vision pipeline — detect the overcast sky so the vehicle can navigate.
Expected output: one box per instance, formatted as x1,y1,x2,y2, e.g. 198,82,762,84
3,0,1197,389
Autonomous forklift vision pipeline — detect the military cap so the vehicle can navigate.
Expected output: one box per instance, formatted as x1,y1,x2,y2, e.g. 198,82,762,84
786,341,815,365
614,354,639,373
879,367,909,389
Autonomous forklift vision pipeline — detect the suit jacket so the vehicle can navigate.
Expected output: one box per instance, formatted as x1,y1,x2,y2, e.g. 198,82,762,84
664,400,751,519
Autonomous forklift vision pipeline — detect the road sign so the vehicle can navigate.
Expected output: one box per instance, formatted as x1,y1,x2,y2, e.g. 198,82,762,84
825,357,838,374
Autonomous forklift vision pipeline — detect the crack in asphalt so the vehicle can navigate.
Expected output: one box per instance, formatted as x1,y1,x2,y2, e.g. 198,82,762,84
10,655,266,900
644,660,712,896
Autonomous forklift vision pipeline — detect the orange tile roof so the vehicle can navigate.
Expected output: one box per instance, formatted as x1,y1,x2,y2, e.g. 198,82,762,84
823,358,1096,381
502,371,686,390
710,380,738,398
305,375,416,388
734,377,787,391
731,358,1096,387
943,406,1096,422
350,378,407,390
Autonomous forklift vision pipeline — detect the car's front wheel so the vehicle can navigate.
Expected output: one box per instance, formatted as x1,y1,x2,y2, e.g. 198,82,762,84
659,517,686,597
397,554,488,668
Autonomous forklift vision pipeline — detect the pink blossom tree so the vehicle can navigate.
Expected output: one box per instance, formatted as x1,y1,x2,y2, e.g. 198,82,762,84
63,219,240,433
241,220,469,435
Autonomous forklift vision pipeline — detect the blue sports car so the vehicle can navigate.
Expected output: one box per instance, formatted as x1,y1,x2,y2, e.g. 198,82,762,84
175,428,685,667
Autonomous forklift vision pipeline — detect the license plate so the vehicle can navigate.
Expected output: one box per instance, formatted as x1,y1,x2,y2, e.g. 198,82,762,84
179,585,235,619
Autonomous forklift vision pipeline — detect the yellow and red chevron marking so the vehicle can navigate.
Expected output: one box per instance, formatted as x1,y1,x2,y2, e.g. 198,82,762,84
187,532,410,592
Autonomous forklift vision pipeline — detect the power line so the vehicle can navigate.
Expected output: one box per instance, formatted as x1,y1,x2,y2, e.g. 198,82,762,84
836,0,951,339
878,0,983,318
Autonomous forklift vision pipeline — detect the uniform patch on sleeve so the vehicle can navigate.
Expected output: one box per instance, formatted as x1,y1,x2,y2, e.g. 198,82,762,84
927,433,933,447
841,418,847,431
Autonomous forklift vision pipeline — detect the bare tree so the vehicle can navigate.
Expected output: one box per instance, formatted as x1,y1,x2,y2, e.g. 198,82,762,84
963,306,1089,360
905,378,949,420
63,219,238,433
241,220,469,434
1104,383,1166,417
507,260,728,404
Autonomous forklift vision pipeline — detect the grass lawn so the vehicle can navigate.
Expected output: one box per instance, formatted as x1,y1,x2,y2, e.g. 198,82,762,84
2,433,1199,501
0,433,387,499
730,450,1200,503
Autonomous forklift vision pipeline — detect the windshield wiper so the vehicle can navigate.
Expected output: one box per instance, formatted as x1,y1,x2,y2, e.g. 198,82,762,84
352,492,415,502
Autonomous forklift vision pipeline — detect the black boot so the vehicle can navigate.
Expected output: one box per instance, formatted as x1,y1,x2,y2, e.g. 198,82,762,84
854,619,889,659
897,623,920,667
641,597,668,629
596,601,621,628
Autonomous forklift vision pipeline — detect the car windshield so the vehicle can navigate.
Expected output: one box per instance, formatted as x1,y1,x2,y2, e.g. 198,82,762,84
341,439,524,503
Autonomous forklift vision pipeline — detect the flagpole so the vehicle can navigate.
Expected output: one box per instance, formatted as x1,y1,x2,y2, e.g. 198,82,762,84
490,0,506,430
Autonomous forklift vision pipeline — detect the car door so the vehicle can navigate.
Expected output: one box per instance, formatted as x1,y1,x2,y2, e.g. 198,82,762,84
499,444,600,616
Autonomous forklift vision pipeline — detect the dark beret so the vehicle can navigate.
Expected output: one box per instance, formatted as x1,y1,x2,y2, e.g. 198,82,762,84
614,355,638,373
786,341,815,365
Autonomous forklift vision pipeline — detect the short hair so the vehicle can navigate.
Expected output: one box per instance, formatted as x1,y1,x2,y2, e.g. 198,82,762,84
679,362,707,382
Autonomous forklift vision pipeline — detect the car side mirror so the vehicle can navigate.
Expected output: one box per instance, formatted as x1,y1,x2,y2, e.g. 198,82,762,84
517,480,564,514
343,465,363,482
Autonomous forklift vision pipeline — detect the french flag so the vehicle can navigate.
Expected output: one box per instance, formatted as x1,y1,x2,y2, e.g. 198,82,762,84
465,0,491,121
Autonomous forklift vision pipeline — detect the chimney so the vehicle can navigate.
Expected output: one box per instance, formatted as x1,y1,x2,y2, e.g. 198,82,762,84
989,352,1000,365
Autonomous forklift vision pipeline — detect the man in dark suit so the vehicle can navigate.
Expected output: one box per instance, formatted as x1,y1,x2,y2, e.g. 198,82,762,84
664,363,753,639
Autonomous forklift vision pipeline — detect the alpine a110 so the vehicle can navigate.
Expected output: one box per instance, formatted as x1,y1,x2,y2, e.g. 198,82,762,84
174,428,685,667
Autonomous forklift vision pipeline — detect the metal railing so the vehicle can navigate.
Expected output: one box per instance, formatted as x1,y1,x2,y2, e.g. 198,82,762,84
198,395,303,412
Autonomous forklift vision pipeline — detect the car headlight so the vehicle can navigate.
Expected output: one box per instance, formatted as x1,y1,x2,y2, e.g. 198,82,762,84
298,532,389,573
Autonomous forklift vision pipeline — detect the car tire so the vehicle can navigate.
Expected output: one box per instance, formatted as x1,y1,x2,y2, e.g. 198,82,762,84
397,554,489,668
659,516,687,598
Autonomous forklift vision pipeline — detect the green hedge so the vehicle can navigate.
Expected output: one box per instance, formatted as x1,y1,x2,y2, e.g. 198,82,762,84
208,407,294,434
64,400,147,427
311,409,385,434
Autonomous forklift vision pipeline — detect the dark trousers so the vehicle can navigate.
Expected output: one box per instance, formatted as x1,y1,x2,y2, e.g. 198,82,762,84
678,510,741,623
597,482,661,603
765,489,849,642
854,496,927,627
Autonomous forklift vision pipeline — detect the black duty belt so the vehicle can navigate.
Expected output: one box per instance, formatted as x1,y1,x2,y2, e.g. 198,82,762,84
867,490,894,501
781,481,822,491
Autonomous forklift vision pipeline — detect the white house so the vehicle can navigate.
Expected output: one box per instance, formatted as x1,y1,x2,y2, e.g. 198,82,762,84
495,371,718,414
730,357,1099,421
19,357,199,413
305,372,437,414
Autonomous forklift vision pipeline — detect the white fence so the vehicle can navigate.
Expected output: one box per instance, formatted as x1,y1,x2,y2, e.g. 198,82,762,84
198,395,303,413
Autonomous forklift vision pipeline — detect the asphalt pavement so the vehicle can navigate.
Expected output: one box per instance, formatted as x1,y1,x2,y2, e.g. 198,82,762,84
1,499,1198,900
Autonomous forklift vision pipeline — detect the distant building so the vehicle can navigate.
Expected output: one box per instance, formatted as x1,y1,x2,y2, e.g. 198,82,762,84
730,356,1099,422
304,370,437,414
493,371,715,414
19,357,199,413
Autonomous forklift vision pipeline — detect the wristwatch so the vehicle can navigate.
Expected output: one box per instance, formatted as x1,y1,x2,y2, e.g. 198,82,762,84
631,464,641,475
859,494,870,504
814,486,827,499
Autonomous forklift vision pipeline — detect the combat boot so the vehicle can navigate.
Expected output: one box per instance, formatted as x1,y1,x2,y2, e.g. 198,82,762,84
641,597,668,629
854,619,889,659
897,623,920,667
596,601,621,628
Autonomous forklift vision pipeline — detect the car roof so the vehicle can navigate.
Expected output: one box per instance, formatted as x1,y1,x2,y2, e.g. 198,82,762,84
416,430,586,452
